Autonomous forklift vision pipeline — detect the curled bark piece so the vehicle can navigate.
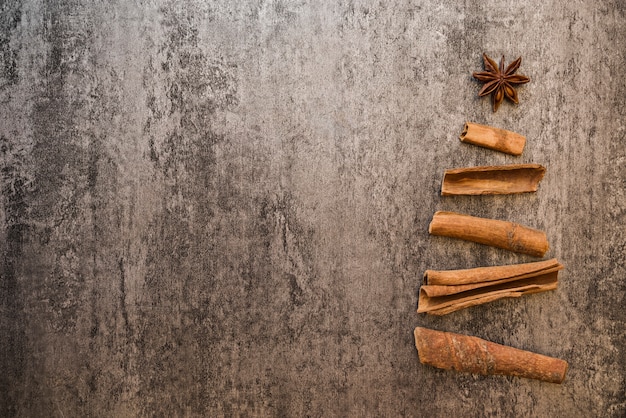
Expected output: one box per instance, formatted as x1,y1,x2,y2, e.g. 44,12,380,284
460,122,525,155
418,259,563,315
424,258,561,286
428,211,549,257
414,327,568,383
441,164,546,195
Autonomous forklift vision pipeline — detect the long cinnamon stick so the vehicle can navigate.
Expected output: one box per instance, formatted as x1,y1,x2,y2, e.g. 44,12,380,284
418,259,563,315
428,211,549,257
441,164,546,195
460,122,526,155
414,327,568,383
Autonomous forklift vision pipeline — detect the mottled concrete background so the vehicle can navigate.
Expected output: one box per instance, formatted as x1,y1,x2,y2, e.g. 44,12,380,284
1,0,624,416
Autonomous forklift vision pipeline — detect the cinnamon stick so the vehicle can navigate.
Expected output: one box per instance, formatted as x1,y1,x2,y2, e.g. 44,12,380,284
414,327,568,383
460,122,525,155
441,164,546,195
428,211,549,257
418,259,563,315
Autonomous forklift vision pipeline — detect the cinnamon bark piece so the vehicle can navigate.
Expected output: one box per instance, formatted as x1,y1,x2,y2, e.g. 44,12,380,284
441,164,546,195
460,122,525,155
428,211,549,257
418,259,563,315
413,327,568,383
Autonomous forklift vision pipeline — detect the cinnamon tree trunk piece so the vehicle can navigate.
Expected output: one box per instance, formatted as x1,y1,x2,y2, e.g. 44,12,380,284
460,122,526,155
414,327,568,383
441,164,546,195
418,259,563,315
428,211,549,257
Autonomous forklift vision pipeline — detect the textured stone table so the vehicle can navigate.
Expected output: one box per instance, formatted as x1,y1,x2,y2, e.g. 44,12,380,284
1,1,624,416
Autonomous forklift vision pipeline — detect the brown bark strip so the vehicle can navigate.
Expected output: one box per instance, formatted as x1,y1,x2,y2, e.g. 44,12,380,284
428,211,549,257
417,259,563,315
441,164,546,195
424,258,560,286
413,327,568,383
459,122,526,155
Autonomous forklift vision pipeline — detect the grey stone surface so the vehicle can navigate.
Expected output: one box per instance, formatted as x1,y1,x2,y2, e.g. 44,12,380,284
1,0,625,416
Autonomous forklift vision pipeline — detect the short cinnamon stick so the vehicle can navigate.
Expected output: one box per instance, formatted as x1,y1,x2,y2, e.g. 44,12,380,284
428,211,549,257
441,164,546,195
418,259,563,315
414,327,568,383
460,122,525,155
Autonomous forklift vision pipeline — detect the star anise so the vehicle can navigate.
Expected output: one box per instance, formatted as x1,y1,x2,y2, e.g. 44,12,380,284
473,53,530,112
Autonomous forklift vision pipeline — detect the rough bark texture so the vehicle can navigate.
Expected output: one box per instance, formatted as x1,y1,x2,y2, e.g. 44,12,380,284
460,122,526,155
1,1,625,417
429,211,550,257
414,327,568,383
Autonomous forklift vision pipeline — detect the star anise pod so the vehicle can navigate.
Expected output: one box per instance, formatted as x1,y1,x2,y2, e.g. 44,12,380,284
473,53,530,112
